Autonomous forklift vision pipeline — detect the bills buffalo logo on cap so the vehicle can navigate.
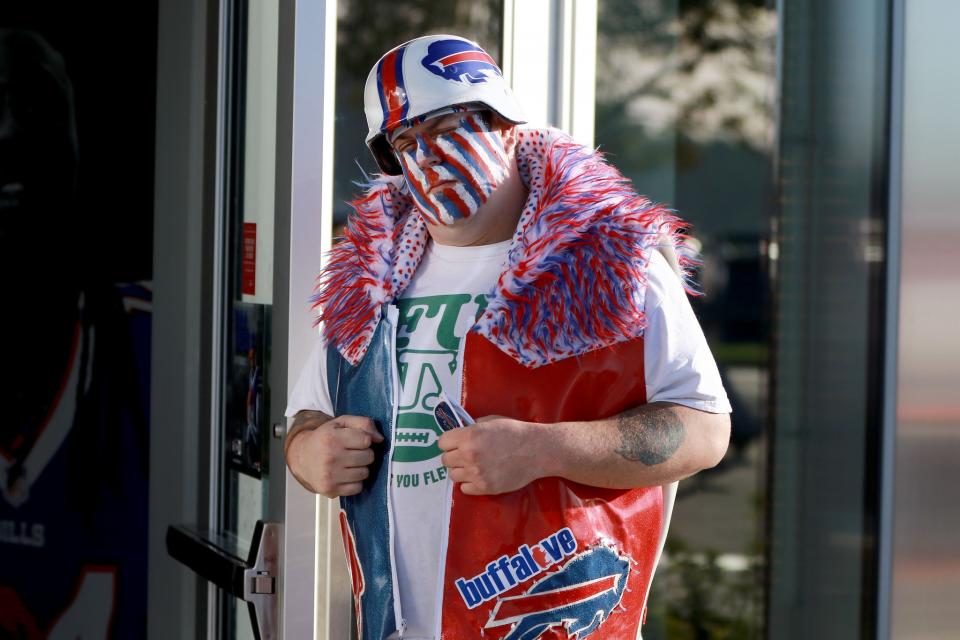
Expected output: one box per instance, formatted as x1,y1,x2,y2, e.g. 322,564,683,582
421,39,502,84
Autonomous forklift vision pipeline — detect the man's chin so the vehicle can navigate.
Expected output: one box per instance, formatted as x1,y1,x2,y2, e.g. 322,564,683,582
420,199,483,228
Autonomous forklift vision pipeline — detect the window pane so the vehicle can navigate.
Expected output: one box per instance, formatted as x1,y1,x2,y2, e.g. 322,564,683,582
596,1,776,637
218,0,279,635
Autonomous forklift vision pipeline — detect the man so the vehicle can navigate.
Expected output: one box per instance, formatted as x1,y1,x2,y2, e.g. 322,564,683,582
285,35,731,640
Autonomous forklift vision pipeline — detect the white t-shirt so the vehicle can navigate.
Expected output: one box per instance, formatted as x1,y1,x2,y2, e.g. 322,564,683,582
285,243,731,639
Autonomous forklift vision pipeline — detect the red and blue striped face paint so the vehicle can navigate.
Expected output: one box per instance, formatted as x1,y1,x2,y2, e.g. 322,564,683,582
394,112,510,226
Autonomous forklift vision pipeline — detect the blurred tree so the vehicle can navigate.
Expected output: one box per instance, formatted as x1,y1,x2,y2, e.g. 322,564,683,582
597,0,775,172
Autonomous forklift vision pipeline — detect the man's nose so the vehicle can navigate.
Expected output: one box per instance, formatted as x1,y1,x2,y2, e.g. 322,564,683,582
414,134,440,168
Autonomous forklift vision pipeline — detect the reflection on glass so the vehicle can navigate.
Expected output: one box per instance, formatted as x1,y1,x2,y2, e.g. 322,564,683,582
769,1,891,638
333,1,503,234
893,2,960,637
596,1,776,637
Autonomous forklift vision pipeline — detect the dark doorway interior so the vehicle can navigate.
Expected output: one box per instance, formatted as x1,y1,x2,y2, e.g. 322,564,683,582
0,2,157,638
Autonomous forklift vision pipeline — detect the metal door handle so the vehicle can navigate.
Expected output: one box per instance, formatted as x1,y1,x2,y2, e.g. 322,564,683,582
166,520,281,640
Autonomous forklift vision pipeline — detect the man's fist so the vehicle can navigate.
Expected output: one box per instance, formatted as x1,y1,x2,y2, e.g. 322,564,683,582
285,412,383,498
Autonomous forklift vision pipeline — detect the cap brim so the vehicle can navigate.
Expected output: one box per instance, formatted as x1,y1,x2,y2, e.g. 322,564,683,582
369,135,403,176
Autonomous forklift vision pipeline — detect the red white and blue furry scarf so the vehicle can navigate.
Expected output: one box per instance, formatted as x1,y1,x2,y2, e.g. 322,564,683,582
314,128,695,368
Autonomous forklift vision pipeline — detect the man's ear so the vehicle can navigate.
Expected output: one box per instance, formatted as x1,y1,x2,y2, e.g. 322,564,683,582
490,113,520,154
489,112,514,132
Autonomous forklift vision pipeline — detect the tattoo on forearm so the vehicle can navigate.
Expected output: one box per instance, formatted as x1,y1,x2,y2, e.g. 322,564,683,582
614,404,685,465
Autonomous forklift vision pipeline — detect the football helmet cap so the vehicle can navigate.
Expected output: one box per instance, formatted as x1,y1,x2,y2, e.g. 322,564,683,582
363,34,526,175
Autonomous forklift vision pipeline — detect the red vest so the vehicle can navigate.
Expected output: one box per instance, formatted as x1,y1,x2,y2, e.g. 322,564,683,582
438,333,661,638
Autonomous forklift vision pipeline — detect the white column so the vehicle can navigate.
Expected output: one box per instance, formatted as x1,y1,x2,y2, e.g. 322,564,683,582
277,0,347,638
502,0,597,146
502,0,555,129
560,0,597,146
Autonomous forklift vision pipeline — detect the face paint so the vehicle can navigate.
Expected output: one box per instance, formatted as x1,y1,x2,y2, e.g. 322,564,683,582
394,112,510,226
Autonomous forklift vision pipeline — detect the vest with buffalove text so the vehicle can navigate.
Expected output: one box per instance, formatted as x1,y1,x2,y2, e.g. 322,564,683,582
317,129,694,640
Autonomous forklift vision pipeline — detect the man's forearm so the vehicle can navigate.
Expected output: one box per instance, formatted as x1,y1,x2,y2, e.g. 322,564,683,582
537,402,730,489
284,410,334,493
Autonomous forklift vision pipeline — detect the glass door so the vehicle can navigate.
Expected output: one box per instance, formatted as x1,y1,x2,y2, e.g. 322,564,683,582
214,0,281,636
165,0,285,638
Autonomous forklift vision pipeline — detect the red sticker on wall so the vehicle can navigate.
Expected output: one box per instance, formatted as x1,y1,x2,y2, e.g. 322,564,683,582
242,223,256,295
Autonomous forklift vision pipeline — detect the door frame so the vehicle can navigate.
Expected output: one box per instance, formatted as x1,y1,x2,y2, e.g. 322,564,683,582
273,0,346,637
149,0,342,637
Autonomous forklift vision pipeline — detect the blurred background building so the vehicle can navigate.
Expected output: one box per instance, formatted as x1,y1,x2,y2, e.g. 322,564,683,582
0,0,956,638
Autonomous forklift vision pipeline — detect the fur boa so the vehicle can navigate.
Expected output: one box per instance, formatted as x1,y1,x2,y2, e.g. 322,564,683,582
313,128,695,368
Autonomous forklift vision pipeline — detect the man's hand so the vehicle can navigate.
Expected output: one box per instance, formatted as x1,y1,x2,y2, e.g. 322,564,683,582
438,416,547,496
285,411,383,498
438,403,729,495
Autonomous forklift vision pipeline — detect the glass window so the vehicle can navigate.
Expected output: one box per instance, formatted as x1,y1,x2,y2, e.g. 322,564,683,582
217,0,280,636
595,1,775,637
768,1,891,637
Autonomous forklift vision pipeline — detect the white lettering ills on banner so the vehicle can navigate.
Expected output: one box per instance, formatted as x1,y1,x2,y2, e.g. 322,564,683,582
0,520,45,547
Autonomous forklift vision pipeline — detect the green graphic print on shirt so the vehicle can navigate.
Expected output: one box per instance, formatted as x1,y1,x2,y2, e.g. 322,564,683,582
392,293,488,468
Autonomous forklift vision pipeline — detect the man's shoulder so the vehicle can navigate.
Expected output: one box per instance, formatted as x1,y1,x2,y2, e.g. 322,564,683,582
313,176,428,365
644,249,687,308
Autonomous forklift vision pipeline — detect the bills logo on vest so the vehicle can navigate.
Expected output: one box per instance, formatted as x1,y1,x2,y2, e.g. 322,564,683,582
489,547,631,639
454,526,631,638
422,39,502,84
